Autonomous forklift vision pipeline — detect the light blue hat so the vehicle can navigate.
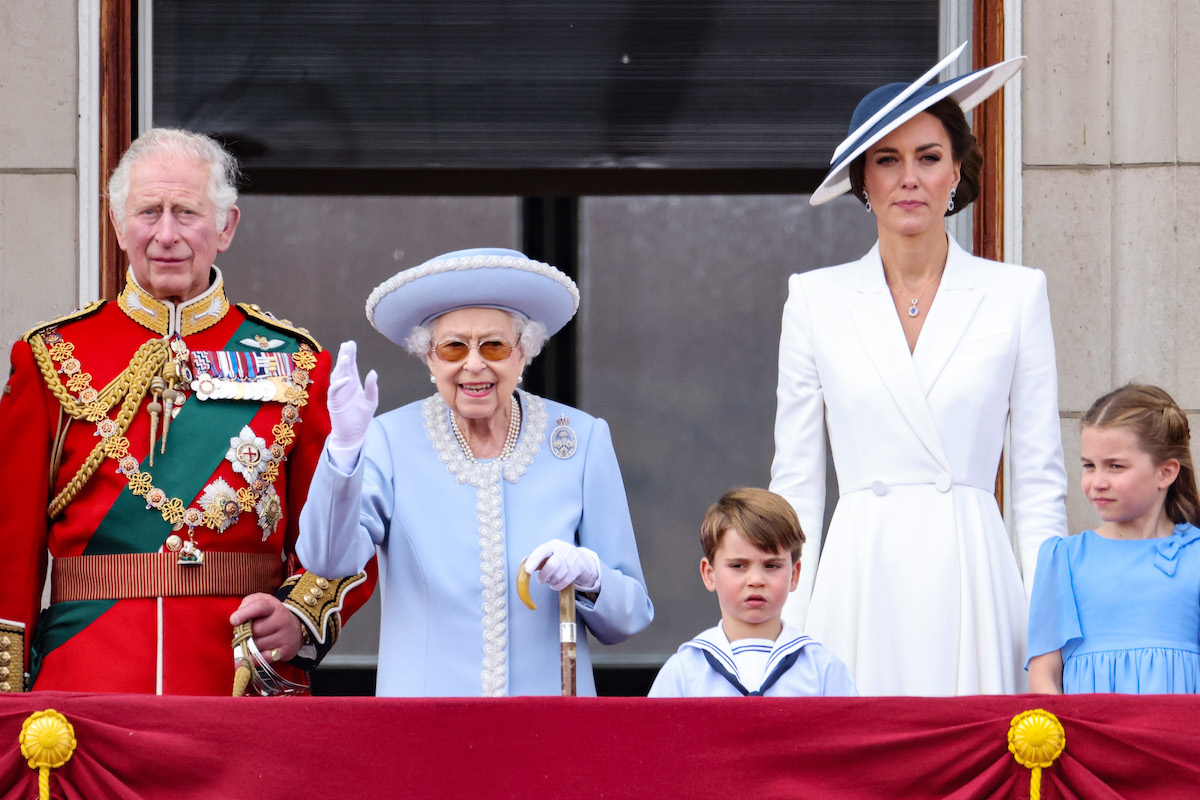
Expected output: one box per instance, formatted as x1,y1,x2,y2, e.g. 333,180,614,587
810,43,1026,206
366,247,581,346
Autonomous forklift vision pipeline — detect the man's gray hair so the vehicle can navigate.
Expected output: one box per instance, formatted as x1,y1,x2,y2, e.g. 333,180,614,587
404,312,549,363
107,127,240,234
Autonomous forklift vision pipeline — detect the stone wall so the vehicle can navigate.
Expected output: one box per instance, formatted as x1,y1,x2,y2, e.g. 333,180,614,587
0,1,80,350
1021,0,1198,531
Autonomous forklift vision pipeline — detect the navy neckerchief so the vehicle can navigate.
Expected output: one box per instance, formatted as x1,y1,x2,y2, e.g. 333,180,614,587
702,648,803,696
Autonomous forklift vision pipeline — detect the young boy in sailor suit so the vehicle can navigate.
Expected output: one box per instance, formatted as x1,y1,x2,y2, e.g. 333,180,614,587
649,488,856,697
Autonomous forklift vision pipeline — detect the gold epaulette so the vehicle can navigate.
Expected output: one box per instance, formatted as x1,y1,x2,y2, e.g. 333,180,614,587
280,571,368,646
20,301,107,343
0,620,26,692
236,303,322,352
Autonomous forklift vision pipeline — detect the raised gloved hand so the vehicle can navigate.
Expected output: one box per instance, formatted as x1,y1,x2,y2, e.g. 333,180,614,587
523,539,602,593
327,341,378,471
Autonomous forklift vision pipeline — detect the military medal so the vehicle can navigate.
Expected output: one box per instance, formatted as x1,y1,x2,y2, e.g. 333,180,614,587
33,328,311,548
165,533,203,564
550,413,578,460
190,349,295,403
198,478,243,534
177,538,204,565
228,427,269,482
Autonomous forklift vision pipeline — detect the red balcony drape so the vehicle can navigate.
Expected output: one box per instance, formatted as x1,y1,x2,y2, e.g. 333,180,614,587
3,693,1198,799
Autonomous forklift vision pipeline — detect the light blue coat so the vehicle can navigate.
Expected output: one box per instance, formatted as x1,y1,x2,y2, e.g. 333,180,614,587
298,390,653,697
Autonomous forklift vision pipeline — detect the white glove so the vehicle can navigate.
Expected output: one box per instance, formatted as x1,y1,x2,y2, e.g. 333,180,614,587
327,341,378,471
523,539,602,593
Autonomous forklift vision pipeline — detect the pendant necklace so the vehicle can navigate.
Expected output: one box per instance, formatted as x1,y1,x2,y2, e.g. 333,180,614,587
889,269,943,319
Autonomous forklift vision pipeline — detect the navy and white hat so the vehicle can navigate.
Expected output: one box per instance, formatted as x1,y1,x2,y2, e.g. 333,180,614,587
810,43,1026,206
366,247,580,346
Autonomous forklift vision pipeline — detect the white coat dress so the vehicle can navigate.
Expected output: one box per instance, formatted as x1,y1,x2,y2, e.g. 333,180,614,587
770,236,1068,696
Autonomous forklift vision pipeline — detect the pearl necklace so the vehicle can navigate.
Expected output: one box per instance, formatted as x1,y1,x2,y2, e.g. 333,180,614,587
451,395,521,463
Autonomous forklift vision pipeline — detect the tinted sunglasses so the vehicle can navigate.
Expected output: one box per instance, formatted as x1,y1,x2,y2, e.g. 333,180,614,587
433,339,515,362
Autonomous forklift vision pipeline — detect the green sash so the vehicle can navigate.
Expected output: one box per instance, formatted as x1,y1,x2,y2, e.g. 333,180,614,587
32,317,300,683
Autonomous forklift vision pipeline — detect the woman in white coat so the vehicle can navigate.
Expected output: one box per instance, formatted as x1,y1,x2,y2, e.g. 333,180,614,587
771,46,1068,696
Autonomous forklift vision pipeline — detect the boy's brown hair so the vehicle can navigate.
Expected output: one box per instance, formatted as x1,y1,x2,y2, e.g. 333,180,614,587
699,487,805,563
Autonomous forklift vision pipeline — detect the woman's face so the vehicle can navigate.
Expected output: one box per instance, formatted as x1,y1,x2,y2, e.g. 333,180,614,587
862,111,961,238
426,307,527,422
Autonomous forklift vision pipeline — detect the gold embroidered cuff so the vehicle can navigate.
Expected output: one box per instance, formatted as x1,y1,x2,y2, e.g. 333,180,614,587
278,571,368,647
0,620,26,692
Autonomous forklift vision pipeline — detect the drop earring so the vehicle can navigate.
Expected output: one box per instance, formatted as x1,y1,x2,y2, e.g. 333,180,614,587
863,191,872,213
948,188,957,213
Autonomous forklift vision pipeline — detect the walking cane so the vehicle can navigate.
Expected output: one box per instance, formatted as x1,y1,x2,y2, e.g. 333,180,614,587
517,558,577,696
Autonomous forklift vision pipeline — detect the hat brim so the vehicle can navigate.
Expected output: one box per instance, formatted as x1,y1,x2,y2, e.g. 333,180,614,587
366,248,581,347
809,54,1027,207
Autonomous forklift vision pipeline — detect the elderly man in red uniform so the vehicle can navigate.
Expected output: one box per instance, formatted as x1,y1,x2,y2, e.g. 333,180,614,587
0,128,370,695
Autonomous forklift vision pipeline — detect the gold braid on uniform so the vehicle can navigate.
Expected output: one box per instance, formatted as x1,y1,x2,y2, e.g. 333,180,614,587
276,571,369,668
34,333,313,532
30,336,171,518
0,620,26,692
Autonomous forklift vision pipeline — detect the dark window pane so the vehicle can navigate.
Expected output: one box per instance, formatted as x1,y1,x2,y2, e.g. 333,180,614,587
152,0,937,173
578,193,877,662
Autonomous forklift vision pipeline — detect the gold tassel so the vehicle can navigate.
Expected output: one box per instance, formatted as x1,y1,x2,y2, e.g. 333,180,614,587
1008,708,1066,800
147,376,166,466
20,709,77,800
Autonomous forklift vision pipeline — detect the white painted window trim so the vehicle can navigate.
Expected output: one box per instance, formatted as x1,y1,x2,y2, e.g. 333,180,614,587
138,0,154,132
77,0,101,307
1004,0,1023,266
1001,0,1024,531
941,0,974,252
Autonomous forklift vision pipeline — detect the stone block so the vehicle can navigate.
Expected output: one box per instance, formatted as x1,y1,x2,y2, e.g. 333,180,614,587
1060,415,1093,535
1110,167,1178,391
0,0,78,168
1112,0,1177,164
1022,2,1113,166
1020,166,1112,412
0,175,79,349
1180,0,1200,161
1175,167,1200,401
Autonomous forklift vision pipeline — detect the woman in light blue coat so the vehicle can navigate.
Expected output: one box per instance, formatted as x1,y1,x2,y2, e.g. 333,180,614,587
297,248,653,696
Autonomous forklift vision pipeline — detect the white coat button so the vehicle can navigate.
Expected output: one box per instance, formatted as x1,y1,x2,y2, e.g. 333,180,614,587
871,481,887,496
935,475,952,492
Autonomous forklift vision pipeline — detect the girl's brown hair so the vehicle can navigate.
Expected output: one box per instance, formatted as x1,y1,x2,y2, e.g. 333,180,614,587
1083,384,1200,526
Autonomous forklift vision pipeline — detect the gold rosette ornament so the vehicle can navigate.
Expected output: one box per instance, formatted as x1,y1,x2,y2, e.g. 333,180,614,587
1008,708,1066,800
20,709,77,800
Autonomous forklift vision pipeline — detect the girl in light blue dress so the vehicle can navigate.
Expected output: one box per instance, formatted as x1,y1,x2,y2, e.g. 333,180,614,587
1027,384,1200,694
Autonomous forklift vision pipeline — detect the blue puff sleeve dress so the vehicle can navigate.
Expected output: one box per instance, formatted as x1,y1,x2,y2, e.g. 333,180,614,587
1026,523,1200,693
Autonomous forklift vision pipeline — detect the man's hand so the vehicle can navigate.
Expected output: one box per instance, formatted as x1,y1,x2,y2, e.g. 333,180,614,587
230,593,304,662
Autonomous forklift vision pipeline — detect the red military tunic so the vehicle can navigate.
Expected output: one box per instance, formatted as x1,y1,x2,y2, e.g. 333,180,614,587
0,268,370,695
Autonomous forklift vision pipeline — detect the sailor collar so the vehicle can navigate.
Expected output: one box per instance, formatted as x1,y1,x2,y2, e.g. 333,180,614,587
117,266,231,337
